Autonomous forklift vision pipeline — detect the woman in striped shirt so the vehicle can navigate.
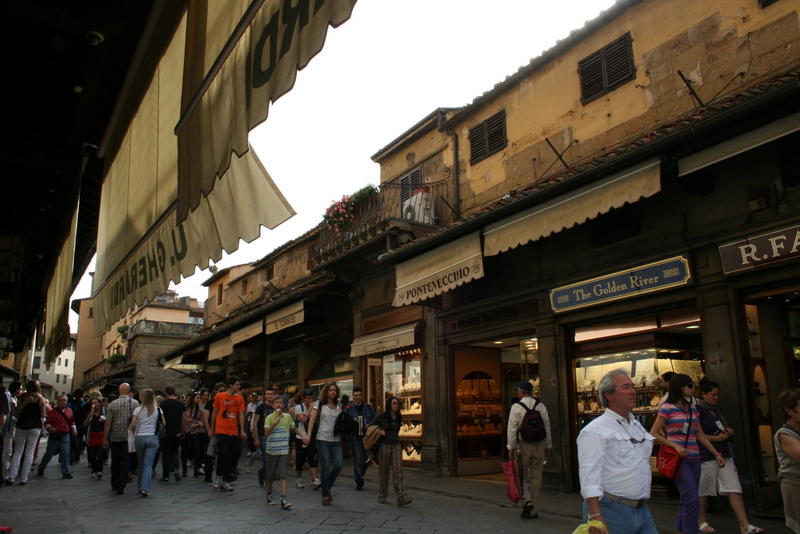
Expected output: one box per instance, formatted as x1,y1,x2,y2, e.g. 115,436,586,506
650,373,723,534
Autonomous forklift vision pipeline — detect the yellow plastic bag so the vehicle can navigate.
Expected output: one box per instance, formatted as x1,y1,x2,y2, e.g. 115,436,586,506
571,520,607,534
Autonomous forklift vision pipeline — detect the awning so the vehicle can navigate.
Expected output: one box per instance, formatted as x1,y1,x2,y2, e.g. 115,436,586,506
44,207,78,365
350,322,419,358
175,0,357,221
163,355,183,370
265,300,305,335
484,158,662,256
392,232,484,306
678,111,800,176
232,320,264,345
91,0,357,336
208,337,233,361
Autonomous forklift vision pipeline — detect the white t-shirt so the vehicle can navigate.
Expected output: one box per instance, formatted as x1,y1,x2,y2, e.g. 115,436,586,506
313,400,341,442
133,406,159,436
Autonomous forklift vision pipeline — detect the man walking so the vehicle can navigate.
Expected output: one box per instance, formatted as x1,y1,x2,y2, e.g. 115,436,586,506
210,376,246,491
577,369,657,534
345,387,376,491
104,383,139,495
37,395,77,479
250,388,274,483
506,380,551,519
159,384,185,484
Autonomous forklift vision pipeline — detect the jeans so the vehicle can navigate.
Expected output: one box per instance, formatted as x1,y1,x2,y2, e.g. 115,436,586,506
38,433,72,476
136,435,160,492
215,434,241,483
87,444,103,474
8,428,41,483
673,458,701,534
109,440,130,491
583,496,658,534
257,437,269,481
351,438,369,486
316,440,343,498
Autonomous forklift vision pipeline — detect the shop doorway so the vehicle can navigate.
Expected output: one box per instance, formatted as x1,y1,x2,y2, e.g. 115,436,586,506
453,334,538,476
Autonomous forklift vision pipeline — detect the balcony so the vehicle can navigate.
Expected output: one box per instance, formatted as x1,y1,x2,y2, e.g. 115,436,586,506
314,180,454,266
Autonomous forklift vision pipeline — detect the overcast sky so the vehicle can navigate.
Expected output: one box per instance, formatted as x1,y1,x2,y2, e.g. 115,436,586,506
70,0,617,330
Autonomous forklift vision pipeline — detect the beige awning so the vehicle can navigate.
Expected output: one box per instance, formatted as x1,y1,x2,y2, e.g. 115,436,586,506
44,207,78,365
176,0,357,221
232,321,264,345
265,300,305,335
392,232,484,307
350,323,418,358
91,0,357,336
208,337,233,361
484,158,662,256
163,355,183,370
678,111,800,176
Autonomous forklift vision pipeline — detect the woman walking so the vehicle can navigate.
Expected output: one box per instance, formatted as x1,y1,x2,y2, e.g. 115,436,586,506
303,382,343,506
84,398,106,479
7,380,46,485
775,388,800,534
130,389,164,497
371,396,412,506
182,392,206,477
650,374,723,534
696,379,764,533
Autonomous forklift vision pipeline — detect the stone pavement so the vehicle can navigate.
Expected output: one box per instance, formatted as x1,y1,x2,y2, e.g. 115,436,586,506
0,449,792,534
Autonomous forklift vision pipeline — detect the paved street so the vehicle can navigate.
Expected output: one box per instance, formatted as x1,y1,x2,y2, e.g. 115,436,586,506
0,449,793,534
1,456,578,534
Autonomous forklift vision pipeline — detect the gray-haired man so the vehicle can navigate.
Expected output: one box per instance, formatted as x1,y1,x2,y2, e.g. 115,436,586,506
577,369,657,534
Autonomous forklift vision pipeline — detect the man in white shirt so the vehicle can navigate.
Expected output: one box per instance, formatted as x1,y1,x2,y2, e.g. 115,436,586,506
577,369,657,534
507,380,551,519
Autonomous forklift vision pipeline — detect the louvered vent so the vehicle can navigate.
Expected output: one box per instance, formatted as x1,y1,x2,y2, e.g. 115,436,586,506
469,109,507,165
579,33,635,105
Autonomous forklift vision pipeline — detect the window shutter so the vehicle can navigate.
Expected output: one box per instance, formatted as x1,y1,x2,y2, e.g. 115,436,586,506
605,34,635,91
469,110,506,165
579,33,635,104
399,167,422,203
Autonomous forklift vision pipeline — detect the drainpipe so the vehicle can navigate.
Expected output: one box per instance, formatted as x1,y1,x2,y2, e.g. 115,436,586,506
438,109,461,220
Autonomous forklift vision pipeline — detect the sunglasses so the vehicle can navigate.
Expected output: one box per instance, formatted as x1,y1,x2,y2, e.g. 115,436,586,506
685,384,696,389
617,420,647,444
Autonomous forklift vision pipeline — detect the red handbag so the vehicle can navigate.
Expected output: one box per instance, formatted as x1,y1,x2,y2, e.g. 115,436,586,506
656,445,683,479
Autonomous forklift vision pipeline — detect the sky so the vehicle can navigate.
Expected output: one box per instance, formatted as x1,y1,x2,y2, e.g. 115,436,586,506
69,0,617,331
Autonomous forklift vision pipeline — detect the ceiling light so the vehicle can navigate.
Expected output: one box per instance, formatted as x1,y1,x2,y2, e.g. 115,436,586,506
493,341,503,344
686,325,700,329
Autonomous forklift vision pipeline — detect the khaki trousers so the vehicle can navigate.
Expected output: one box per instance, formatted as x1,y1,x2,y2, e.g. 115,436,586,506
519,440,546,505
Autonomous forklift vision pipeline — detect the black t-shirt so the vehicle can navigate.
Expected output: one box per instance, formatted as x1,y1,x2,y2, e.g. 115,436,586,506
160,398,185,436
253,403,274,437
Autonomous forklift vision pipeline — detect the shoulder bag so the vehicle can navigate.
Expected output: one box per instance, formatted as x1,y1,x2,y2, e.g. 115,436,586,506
656,404,692,479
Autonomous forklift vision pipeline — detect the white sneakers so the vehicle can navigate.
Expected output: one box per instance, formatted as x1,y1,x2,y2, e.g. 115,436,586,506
311,478,322,490
212,475,221,489
296,478,305,488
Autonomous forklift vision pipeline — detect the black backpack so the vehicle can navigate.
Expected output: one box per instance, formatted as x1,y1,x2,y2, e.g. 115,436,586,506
516,399,547,443
334,410,360,442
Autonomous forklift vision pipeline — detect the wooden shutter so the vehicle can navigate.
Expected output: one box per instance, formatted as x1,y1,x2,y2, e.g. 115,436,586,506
399,167,422,203
579,33,635,104
469,110,507,165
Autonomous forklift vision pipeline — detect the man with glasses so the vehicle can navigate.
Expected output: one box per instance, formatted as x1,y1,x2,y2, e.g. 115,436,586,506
578,369,657,534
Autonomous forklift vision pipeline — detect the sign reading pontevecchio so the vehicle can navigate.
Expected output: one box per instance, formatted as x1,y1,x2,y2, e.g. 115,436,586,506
549,255,692,313
719,224,800,275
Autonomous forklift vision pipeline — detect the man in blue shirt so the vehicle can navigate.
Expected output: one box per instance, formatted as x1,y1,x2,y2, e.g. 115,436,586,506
345,387,376,490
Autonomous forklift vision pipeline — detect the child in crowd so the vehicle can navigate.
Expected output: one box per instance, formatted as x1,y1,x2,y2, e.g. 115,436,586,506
263,396,294,509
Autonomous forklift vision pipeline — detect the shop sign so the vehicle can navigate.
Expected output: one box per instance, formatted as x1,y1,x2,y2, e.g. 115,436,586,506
443,301,537,334
549,255,692,313
718,224,800,275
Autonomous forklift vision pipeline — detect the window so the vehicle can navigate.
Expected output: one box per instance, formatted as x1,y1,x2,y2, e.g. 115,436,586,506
56,374,60,383
399,167,422,205
578,33,635,105
33,356,41,368
469,110,507,165
88,306,93,318
265,263,274,281
217,284,223,306
58,358,61,366
64,359,69,367
242,278,248,296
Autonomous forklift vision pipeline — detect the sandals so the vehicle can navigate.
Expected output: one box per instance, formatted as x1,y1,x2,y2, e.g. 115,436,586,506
699,522,716,533
741,526,765,534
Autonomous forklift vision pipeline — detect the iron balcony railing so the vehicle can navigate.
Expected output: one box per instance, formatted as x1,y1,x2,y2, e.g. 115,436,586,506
314,180,454,265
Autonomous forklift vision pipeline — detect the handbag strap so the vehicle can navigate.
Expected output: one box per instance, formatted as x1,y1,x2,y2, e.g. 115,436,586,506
55,407,73,431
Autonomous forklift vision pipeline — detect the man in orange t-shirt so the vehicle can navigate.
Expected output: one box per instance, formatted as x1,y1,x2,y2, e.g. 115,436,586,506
210,376,246,491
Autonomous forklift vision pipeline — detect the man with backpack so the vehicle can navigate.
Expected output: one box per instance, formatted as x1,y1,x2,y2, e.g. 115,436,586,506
507,380,551,520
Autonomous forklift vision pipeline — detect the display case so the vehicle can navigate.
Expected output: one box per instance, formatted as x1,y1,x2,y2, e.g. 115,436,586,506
383,350,423,465
745,303,777,483
455,372,504,461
